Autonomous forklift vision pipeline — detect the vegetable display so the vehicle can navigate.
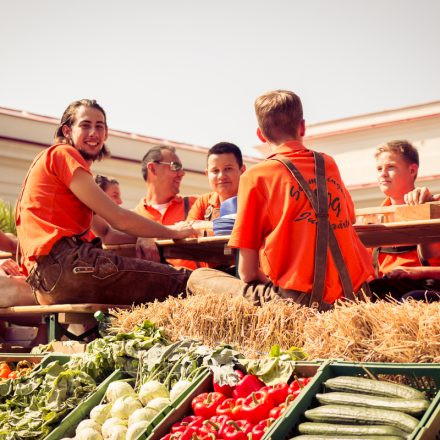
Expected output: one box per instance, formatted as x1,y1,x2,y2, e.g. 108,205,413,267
159,372,312,440
291,375,431,440
0,360,35,380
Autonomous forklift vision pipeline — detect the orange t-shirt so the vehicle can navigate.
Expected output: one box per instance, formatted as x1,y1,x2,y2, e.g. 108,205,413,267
16,144,93,275
374,197,440,276
187,192,221,221
134,195,198,269
228,141,374,304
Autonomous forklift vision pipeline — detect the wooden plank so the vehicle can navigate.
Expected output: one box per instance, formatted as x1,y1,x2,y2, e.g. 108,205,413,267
0,303,131,317
355,202,440,224
57,313,98,325
355,219,440,247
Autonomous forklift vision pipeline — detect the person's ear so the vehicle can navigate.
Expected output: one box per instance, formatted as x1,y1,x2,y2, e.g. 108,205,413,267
62,124,71,139
204,169,208,177
257,127,266,143
409,163,418,179
298,119,306,137
240,165,246,174
147,162,157,176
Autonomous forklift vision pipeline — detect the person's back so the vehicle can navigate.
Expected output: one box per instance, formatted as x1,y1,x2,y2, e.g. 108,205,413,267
187,89,373,309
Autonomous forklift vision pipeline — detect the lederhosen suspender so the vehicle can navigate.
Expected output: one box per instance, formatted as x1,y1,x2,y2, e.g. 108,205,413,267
372,245,429,277
272,152,355,308
183,196,190,218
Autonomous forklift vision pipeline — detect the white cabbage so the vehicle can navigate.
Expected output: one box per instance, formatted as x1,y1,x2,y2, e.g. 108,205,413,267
128,407,157,426
76,419,102,434
146,397,171,413
76,427,103,440
101,418,127,439
90,403,112,424
138,380,169,406
105,381,135,403
170,380,191,401
105,424,127,440
126,421,150,440
111,395,143,420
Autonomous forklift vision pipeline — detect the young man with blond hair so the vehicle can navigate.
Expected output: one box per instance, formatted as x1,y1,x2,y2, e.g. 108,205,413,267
369,140,440,298
187,90,374,310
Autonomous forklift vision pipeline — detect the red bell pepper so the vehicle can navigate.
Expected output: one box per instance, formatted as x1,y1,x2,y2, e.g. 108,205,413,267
213,370,245,397
216,398,245,420
250,418,275,440
232,375,265,399
260,383,289,406
171,416,205,433
222,420,254,440
192,392,227,419
200,415,230,437
238,390,274,424
288,377,310,394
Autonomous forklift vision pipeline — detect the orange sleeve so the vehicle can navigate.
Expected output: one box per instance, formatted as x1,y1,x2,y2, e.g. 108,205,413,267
186,195,206,221
50,145,92,187
228,171,270,250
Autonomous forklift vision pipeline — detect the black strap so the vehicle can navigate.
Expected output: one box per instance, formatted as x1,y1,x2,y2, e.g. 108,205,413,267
373,245,429,276
183,196,190,218
273,152,354,306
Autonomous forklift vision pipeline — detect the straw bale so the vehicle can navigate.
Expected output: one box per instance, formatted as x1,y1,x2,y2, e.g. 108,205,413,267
110,292,440,362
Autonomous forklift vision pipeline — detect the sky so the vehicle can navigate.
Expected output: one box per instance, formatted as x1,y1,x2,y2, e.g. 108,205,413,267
1,0,439,157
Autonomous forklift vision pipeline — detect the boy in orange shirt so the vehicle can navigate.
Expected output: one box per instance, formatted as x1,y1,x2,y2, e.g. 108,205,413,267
187,142,246,222
369,140,440,298
187,90,374,310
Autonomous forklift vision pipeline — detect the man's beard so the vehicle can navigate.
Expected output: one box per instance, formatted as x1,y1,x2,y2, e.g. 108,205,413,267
79,144,111,162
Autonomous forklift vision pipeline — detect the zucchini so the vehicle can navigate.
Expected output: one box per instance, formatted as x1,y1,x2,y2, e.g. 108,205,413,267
324,376,425,400
315,391,429,415
298,422,407,437
290,436,405,440
304,404,419,433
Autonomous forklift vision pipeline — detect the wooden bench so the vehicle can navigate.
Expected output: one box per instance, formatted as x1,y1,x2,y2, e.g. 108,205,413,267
0,303,132,345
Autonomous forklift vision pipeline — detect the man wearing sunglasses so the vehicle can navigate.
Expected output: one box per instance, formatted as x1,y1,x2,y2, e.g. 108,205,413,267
134,146,198,268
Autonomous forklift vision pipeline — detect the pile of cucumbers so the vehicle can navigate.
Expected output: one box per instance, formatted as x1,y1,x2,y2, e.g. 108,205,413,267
290,375,431,440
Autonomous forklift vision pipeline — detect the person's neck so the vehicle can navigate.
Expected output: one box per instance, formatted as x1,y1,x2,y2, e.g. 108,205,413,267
389,184,415,205
145,184,175,205
269,136,304,151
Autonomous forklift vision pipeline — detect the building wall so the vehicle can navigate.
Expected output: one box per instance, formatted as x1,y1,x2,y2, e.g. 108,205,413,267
0,108,260,208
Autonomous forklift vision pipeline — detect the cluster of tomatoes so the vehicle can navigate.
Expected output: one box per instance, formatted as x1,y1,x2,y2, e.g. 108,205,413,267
160,372,311,440
0,360,34,381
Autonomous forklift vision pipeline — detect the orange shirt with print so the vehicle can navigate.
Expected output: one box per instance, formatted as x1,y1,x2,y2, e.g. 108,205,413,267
228,141,374,304
134,195,198,269
187,192,221,221
16,144,93,275
374,197,440,277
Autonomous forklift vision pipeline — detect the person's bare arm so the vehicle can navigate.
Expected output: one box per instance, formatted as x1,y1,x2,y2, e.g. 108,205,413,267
70,169,194,239
238,248,270,283
0,231,17,253
386,265,440,280
91,215,136,245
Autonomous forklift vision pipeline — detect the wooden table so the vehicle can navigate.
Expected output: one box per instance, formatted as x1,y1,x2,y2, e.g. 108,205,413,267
156,219,440,263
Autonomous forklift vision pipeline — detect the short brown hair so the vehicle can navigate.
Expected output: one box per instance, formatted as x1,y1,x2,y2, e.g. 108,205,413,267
375,140,419,166
254,90,303,143
141,146,176,181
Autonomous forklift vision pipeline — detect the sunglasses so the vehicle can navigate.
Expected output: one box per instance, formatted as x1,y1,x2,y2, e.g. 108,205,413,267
153,161,183,171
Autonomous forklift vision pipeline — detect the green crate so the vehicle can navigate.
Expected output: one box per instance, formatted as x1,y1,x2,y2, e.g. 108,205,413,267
414,398,440,440
265,361,440,440
44,368,129,440
143,362,324,440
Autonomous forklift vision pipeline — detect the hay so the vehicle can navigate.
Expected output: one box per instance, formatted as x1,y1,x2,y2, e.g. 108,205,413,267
110,292,440,362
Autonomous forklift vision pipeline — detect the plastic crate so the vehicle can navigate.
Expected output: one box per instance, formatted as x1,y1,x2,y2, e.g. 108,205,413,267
144,361,324,440
265,361,440,440
44,368,129,440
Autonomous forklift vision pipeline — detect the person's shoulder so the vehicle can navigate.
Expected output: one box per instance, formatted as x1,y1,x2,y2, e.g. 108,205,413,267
49,143,84,162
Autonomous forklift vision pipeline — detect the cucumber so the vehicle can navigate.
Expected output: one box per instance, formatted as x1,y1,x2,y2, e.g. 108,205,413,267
304,404,419,433
315,391,429,415
290,436,405,440
324,376,425,400
298,422,407,437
